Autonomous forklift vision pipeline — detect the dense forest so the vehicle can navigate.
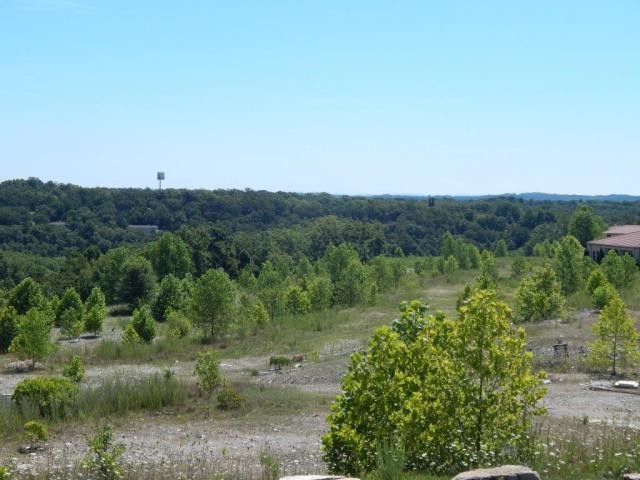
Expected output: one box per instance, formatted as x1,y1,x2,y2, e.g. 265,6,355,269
1,177,639,295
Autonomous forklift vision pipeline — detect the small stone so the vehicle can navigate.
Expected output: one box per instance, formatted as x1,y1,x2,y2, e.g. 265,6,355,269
623,474,640,480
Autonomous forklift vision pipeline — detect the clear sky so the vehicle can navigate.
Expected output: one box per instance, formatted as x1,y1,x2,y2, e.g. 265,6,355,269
1,0,638,195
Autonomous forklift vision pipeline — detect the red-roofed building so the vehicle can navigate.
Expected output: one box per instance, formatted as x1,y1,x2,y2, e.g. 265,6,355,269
587,225,640,262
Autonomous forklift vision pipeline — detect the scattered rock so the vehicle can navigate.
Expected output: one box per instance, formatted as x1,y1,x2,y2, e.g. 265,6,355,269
452,465,540,480
279,476,359,480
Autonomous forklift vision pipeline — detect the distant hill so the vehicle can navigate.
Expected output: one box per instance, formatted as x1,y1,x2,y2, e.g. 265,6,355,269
373,193,640,202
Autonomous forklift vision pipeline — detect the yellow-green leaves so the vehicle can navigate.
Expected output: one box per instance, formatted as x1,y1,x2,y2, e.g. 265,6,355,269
322,291,546,476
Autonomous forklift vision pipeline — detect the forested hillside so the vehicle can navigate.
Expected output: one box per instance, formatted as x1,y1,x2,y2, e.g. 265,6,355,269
1,177,640,295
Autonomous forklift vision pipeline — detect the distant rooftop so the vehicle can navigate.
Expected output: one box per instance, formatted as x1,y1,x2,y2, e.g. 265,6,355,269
588,231,640,249
604,225,640,236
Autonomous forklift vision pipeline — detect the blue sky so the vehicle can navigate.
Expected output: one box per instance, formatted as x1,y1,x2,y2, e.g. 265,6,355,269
1,1,638,195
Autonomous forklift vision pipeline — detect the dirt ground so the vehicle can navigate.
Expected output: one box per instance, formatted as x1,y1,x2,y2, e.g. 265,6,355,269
4,310,640,475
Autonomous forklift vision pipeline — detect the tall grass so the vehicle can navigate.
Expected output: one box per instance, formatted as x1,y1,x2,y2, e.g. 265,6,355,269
0,374,187,440
91,336,197,363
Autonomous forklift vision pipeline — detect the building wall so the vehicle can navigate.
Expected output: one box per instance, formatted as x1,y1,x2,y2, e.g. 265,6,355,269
587,244,640,262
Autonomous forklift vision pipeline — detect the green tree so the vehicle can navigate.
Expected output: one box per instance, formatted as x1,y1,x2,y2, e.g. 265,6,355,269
480,250,498,281
511,255,527,277
194,349,221,392
131,306,156,343
56,287,84,337
307,277,333,311
443,255,459,275
93,246,131,304
322,292,545,475
592,283,618,310
588,295,639,375
494,239,508,257
119,256,156,309
285,284,311,315
151,274,186,322
568,204,604,246
552,235,584,295
63,354,85,383
600,250,636,289
586,267,608,296
9,308,54,370
324,244,361,284
84,287,107,335
81,424,125,480
8,278,45,315
515,263,564,322
369,256,394,292
333,260,369,307
146,232,193,280
0,306,18,353
190,268,236,340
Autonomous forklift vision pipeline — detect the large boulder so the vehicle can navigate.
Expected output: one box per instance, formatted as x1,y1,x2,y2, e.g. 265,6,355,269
452,465,540,480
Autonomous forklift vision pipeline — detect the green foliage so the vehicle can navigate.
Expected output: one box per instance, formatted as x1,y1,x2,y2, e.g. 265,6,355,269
8,277,45,315
119,255,156,309
152,273,186,322
391,300,430,343
333,260,369,307
588,294,640,375
0,305,18,353
600,250,636,289
515,263,564,322
0,466,8,480
586,267,608,296
269,355,292,370
12,376,78,418
166,309,192,338
24,420,49,447
552,235,584,295
84,286,106,335
511,255,527,277
443,255,459,275
93,246,131,304
57,287,84,336
592,283,618,310
241,299,270,330
307,277,334,311
322,291,545,476
369,256,394,292
190,268,236,340
194,349,221,392
146,232,193,279
480,250,498,280
63,354,85,383
568,204,604,246
131,306,156,343
494,239,508,257
121,323,141,344
81,424,125,480
285,284,311,314
217,384,246,410
9,308,55,369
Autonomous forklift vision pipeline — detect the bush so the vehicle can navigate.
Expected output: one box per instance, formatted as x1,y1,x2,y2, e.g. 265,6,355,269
217,384,246,410
12,376,78,418
81,424,125,480
166,310,191,338
194,349,221,392
63,354,85,383
131,306,156,343
24,420,49,448
121,323,141,344
269,356,292,370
